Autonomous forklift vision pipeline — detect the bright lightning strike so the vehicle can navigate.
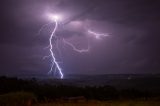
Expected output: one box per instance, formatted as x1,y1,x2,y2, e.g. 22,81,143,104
45,14,63,79
39,12,108,79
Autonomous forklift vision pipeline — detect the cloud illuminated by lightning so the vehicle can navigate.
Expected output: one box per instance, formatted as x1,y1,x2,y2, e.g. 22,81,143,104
88,29,109,39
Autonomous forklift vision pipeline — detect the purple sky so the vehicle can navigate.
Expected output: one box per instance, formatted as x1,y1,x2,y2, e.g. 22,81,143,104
0,0,160,76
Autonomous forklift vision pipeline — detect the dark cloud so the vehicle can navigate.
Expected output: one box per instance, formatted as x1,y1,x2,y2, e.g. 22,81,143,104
0,0,160,76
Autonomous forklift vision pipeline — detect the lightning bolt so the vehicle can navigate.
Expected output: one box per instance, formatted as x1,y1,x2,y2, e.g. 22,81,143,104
47,19,63,79
38,11,109,79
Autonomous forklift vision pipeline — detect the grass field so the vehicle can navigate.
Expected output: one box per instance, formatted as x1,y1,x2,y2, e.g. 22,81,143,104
34,100,160,106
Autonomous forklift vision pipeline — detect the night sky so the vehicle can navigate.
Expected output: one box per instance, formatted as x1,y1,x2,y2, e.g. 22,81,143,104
0,0,160,76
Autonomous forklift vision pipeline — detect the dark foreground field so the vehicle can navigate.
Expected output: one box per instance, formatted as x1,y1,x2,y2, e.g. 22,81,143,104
35,100,160,106
0,75,160,106
1,92,160,106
